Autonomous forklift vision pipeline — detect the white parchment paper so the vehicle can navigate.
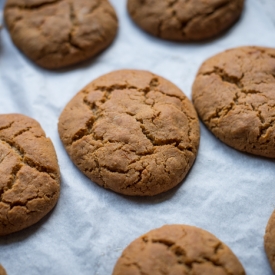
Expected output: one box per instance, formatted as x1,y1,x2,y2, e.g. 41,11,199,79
0,0,275,274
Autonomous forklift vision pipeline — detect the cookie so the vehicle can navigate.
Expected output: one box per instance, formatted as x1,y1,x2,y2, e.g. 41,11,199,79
0,114,60,235
127,0,244,41
58,70,200,196
4,0,118,69
192,46,275,157
112,224,246,275
264,210,275,274
0,265,7,275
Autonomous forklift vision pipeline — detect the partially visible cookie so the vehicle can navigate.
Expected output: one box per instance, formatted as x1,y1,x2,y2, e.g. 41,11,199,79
192,46,275,157
112,224,246,275
58,70,200,196
4,0,118,69
127,0,244,41
0,265,7,275
264,210,275,274
0,114,60,235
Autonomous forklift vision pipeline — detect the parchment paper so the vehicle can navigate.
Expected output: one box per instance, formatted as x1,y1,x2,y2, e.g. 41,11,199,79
0,0,275,274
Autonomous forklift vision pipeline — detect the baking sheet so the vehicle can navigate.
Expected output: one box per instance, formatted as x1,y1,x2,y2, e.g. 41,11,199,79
0,0,275,274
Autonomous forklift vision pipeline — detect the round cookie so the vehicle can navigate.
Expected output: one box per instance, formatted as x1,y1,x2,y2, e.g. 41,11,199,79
127,0,244,41
58,70,200,196
192,46,275,158
4,0,118,69
264,210,275,274
0,265,7,275
0,114,60,235
112,224,246,275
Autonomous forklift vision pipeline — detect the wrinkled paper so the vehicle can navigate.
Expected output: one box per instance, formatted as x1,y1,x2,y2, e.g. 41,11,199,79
0,0,275,274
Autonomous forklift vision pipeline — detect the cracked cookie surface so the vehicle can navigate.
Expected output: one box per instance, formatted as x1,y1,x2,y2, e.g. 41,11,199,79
127,0,244,41
4,0,118,69
0,265,7,275
58,70,200,196
0,114,60,235
192,46,275,158
264,210,275,274
112,224,246,275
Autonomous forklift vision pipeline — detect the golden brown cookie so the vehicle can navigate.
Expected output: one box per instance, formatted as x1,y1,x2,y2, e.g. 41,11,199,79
4,0,118,69
58,70,200,196
0,114,60,235
127,0,244,41
192,46,275,158
0,265,7,275
264,210,275,274
112,224,246,275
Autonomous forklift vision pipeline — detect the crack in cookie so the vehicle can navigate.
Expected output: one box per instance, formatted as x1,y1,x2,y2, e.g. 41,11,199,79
112,225,246,275
4,0,118,69
58,70,200,196
127,0,244,41
193,46,275,157
0,114,60,235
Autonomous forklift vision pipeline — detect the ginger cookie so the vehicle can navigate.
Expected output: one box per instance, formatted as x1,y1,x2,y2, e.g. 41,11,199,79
0,114,60,235
0,265,7,275
4,0,118,69
58,70,200,196
192,46,275,158
112,224,246,275
127,0,244,41
264,210,275,274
